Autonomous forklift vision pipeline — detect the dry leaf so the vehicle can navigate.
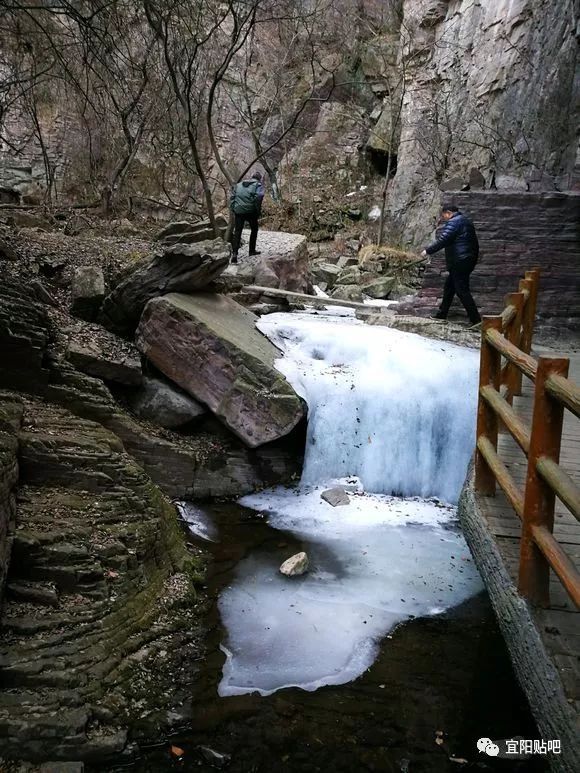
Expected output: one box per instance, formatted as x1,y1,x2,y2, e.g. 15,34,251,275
170,745,185,758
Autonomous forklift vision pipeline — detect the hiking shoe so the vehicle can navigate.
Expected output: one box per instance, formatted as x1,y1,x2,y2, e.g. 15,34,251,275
249,250,261,257
430,310,446,320
231,255,238,265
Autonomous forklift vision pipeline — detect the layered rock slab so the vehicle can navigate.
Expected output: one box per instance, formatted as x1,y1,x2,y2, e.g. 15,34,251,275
136,293,305,447
99,238,230,337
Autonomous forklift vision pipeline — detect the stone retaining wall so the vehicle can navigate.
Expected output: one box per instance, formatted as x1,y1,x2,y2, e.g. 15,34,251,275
407,191,580,338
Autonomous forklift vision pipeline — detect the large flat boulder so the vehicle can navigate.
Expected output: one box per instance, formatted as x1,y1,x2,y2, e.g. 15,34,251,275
99,238,230,337
218,231,311,295
136,293,305,447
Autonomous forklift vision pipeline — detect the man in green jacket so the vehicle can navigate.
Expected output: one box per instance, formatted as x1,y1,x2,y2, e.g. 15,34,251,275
230,171,265,264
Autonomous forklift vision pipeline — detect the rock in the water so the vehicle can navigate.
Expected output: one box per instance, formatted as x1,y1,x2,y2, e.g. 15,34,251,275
362,276,396,299
71,266,105,321
199,746,231,768
321,486,350,507
279,551,309,576
136,293,305,447
67,326,142,386
99,238,230,336
130,376,206,428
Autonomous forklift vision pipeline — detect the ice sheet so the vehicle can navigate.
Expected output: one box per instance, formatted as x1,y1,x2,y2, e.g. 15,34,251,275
218,487,483,697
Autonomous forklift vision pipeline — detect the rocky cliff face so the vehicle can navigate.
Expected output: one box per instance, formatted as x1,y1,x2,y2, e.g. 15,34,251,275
387,0,579,243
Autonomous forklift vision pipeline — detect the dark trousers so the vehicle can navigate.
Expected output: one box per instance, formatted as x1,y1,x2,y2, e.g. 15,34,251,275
439,259,481,324
232,213,259,256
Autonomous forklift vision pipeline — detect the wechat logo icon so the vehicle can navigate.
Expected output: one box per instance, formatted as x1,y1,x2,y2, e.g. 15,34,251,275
477,738,500,756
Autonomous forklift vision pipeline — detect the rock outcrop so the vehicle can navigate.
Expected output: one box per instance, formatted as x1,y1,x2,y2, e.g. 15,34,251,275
0,394,202,762
136,293,305,448
1,278,301,500
99,239,230,337
387,0,579,244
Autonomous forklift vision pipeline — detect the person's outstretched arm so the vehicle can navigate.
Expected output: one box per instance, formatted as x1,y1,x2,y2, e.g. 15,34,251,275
424,217,461,255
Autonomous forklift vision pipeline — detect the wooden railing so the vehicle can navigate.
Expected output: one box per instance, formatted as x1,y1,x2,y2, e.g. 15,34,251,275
474,270,580,609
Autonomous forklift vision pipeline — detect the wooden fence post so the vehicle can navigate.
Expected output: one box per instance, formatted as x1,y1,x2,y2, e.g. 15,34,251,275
516,278,533,394
475,316,503,495
518,355,570,607
502,291,525,402
520,269,540,356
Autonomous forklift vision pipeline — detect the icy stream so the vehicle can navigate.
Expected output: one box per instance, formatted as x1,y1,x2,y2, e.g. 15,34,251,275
210,312,484,697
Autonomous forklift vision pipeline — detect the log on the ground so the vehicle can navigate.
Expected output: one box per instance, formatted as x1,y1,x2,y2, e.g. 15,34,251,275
242,284,391,313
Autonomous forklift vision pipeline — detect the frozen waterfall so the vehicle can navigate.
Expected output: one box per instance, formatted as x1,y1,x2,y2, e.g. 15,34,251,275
215,311,483,698
258,312,479,503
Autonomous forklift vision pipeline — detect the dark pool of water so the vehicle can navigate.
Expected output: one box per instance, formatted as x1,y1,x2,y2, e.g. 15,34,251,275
104,501,547,773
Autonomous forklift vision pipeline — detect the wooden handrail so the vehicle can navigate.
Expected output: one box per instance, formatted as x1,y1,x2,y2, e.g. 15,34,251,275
480,385,530,454
474,269,580,610
545,373,580,420
485,328,537,381
536,457,580,522
531,525,580,608
477,436,524,518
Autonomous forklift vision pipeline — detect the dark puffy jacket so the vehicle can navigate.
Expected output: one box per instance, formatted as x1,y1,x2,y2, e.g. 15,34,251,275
230,179,265,215
426,212,479,269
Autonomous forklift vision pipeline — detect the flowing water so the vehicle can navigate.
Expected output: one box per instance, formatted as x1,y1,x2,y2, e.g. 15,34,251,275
103,310,546,772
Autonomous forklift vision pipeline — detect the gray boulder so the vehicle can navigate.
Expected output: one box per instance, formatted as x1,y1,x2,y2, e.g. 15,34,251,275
331,284,363,303
71,266,105,321
99,238,230,337
321,487,350,507
130,376,206,429
312,262,341,287
136,293,305,447
362,276,396,299
336,266,361,285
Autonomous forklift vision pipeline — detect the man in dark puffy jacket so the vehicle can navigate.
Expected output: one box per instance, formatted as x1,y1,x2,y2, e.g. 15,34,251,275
421,205,481,325
230,171,265,264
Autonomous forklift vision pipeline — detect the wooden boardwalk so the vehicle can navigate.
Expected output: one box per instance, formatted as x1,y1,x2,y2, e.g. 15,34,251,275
462,345,580,770
478,349,580,703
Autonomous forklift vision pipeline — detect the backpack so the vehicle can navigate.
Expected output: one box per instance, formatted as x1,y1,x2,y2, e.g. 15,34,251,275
231,180,260,215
